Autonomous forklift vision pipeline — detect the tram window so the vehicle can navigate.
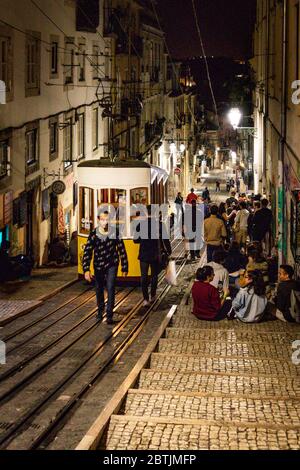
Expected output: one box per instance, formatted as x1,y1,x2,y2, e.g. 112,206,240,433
112,189,127,236
79,187,94,235
130,188,148,237
130,188,148,206
98,189,109,204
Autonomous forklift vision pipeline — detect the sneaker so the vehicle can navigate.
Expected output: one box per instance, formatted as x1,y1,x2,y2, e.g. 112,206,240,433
143,300,150,307
106,318,114,325
95,313,103,322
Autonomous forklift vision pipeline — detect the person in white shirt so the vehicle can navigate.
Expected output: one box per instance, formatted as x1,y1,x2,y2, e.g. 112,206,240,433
234,201,249,246
206,250,229,298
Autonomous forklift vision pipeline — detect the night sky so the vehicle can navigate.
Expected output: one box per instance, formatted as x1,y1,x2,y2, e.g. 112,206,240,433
156,0,257,59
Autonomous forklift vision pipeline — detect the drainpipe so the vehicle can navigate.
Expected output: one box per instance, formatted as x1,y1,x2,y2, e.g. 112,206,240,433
278,0,288,265
263,0,270,192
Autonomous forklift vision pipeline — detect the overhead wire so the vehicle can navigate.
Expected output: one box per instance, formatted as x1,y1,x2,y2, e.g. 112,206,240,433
149,0,198,127
191,0,220,129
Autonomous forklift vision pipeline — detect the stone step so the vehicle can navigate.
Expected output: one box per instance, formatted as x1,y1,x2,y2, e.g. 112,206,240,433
166,327,300,343
138,369,300,399
158,338,292,359
150,353,299,377
124,389,300,428
172,315,300,332
105,415,300,450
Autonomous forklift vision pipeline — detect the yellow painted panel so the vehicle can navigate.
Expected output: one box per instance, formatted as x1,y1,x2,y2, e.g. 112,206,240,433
78,236,142,277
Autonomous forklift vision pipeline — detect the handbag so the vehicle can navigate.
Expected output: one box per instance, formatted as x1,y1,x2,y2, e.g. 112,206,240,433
165,260,177,286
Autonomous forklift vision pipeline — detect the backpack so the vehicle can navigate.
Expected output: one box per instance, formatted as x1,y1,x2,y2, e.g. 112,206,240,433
290,289,300,323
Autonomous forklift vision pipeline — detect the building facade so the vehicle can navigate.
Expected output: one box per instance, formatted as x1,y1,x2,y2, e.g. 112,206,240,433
0,0,200,266
0,0,112,264
252,0,300,271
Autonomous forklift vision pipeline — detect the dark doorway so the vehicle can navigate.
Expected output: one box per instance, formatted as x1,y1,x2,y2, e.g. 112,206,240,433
50,192,58,242
26,190,34,256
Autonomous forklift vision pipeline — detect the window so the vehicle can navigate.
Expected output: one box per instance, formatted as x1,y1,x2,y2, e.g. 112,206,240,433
105,54,109,79
63,119,72,169
25,32,40,95
78,41,86,82
49,121,58,158
26,129,37,165
92,108,98,150
92,43,99,79
77,113,85,159
0,37,12,94
64,37,74,85
79,187,94,235
0,140,9,178
51,41,58,75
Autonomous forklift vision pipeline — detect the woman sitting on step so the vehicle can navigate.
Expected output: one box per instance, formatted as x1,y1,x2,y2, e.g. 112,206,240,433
192,266,232,321
228,270,267,323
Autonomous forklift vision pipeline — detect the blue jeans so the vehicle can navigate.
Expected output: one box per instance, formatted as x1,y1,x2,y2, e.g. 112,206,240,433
140,261,160,301
207,244,219,263
95,266,118,320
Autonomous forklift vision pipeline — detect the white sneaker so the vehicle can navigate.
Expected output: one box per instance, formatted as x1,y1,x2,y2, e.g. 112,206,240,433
143,300,150,307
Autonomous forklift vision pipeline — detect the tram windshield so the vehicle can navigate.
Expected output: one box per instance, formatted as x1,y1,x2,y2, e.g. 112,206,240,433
79,187,94,235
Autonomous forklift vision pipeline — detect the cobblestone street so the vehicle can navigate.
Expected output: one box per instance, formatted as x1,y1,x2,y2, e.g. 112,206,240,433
103,304,300,450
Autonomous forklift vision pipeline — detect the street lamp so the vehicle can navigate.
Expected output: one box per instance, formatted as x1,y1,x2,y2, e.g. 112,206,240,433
228,108,242,130
169,142,176,153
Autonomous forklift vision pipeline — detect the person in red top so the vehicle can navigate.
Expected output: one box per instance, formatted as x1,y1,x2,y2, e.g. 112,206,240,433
192,266,232,321
186,188,198,204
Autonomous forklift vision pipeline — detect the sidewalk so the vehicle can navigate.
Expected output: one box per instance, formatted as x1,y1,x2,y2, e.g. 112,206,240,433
0,265,78,326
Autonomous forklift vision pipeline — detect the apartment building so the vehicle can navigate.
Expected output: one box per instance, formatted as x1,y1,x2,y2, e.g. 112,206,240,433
252,0,300,270
0,0,112,264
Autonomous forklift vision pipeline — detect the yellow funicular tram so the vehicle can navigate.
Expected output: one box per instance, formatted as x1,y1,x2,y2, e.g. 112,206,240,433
77,160,169,281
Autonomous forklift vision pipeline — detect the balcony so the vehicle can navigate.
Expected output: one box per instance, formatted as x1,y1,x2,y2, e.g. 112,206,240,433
144,118,165,145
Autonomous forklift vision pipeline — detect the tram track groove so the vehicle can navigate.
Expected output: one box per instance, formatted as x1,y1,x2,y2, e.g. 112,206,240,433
0,288,134,392
0,242,186,449
0,239,182,382
1,284,92,342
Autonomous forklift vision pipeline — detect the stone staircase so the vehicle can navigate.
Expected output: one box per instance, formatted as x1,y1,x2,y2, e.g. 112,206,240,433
103,305,300,450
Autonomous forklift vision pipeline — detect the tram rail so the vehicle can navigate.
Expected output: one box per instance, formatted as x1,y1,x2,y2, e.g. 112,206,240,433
0,241,186,449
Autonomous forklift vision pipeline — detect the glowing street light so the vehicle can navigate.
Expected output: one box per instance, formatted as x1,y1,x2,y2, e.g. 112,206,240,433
228,108,242,129
180,143,186,153
169,142,176,153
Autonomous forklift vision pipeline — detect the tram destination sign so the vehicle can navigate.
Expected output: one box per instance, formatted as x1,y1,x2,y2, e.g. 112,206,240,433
52,180,66,195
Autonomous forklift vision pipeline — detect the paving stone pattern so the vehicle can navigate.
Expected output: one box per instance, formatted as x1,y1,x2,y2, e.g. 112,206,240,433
106,417,300,450
104,303,300,450
158,338,293,358
125,392,300,427
139,370,300,398
0,300,41,324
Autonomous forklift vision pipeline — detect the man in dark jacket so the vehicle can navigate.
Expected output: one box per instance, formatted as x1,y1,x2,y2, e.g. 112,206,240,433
251,198,273,242
82,211,128,324
134,206,171,306
269,265,300,322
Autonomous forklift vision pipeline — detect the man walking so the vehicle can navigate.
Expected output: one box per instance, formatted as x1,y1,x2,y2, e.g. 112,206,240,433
234,201,249,246
251,198,273,245
135,206,172,306
83,211,128,324
186,188,198,204
215,180,221,192
204,205,227,262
